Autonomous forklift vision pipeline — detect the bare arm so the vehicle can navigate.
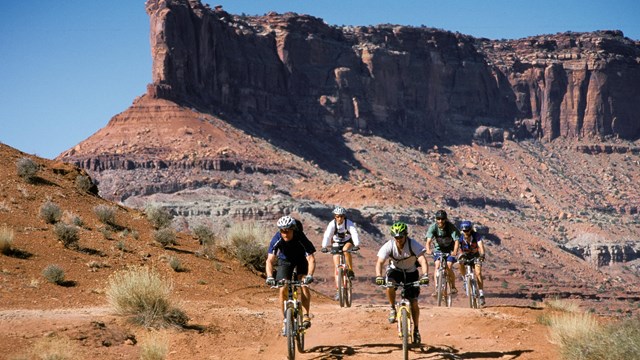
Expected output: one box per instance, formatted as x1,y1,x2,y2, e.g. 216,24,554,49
425,238,433,255
306,253,316,276
478,240,486,256
375,257,386,278
417,254,429,276
265,253,276,278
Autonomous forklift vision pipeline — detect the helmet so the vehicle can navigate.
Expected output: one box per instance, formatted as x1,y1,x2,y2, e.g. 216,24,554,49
277,215,297,230
460,220,473,231
390,221,408,237
332,206,347,216
435,210,447,220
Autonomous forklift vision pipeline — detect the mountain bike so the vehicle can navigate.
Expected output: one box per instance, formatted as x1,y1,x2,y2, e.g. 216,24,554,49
326,243,359,307
380,281,426,360
272,277,308,359
434,252,453,307
459,254,481,308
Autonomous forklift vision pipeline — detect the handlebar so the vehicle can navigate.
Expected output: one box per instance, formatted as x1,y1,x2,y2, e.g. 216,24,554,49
270,280,309,289
379,281,426,288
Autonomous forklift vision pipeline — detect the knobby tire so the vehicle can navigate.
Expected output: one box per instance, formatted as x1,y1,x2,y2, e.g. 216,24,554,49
466,276,474,308
344,276,352,307
471,278,480,309
295,309,305,353
400,307,410,360
436,270,444,307
285,307,296,360
338,267,345,307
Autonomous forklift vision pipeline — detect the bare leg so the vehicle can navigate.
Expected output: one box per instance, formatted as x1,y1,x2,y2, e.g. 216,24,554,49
410,299,420,331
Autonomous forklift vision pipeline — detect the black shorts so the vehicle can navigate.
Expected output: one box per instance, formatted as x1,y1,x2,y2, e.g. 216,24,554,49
385,268,420,299
330,240,354,254
275,258,309,282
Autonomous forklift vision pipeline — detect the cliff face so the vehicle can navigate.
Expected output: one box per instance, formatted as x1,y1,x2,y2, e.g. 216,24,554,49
144,0,640,141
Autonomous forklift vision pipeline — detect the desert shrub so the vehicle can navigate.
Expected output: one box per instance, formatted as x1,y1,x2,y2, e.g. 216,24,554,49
0,225,14,254
39,201,62,224
63,210,84,227
139,333,168,360
75,174,93,192
94,204,117,226
193,224,215,246
16,157,39,183
29,335,76,360
54,223,79,248
224,222,269,272
549,312,640,359
168,256,185,272
145,204,173,229
42,264,65,284
154,228,176,247
106,266,188,328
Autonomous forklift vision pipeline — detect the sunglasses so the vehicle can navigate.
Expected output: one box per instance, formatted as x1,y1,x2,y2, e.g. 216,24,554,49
462,229,471,233
334,215,345,218
436,218,445,221
279,228,293,233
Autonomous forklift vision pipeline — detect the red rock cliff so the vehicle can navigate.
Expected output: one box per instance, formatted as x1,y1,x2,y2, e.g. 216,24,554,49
144,0,640,140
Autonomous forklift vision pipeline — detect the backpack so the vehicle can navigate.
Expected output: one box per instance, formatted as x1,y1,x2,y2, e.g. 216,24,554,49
333,218,351,240
389,238,421,268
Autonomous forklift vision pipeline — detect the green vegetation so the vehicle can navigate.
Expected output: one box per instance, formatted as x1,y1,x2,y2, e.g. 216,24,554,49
75,174,94,192
94,204,117,226
106,266,188,328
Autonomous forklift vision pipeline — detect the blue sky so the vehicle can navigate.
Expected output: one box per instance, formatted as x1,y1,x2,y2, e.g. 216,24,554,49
1,0,638,159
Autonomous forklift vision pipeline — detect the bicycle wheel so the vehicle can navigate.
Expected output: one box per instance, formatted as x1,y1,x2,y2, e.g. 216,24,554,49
337,267,345,307
466,276,474,308
436,270,444,307
445,271,452,307
285,307,296,359
400,307,410,360
344,276,352,308
471,278,479,309
295,310,305,353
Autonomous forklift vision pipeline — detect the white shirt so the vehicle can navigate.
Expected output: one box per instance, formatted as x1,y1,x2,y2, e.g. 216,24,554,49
321,218,360,247
377,237,426,272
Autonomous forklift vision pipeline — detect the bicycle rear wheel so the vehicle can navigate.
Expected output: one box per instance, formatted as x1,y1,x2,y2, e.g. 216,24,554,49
400,307,410,360
295,310,305,353
285,307,295,359
337,267,345,307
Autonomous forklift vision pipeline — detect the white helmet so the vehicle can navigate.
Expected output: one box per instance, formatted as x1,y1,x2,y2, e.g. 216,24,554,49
332,206,347,216
277,215,297,230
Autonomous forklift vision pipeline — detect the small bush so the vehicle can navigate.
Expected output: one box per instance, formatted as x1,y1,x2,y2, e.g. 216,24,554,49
193,224,216,246
39,201,62,224
154,228,177,247
63,210,84,227
145,204,173,229
168,256,185,272
139,333,168,360
42,264,65,284
16,157,39,183
94,204,117,226
54,223,79,248
106,266,188,328
0,225,14,254
75,174,94,192
225,222,269,272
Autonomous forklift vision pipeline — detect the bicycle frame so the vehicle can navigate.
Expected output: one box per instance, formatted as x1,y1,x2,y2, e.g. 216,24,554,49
381,281,425,360
434,252,452,307
460,256,481,308
327,243,358,307
273,279,307,359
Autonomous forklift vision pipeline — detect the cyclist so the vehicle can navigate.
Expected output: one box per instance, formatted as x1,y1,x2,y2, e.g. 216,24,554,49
266,215,316,332
425,210,460,296
321,206,361,301
375,221,430,344
457,220,487,305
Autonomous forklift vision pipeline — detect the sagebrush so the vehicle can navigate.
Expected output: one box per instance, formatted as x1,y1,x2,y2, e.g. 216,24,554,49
224,222,270,272
106,266,188,328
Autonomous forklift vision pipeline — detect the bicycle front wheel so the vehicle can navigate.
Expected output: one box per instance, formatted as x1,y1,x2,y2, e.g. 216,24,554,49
466,276,474,308
337,267,345,307
344,276,353,307
471,278,479,309
400,307,410,360
295,310,305,353
285,307,296,360
436,271,444,307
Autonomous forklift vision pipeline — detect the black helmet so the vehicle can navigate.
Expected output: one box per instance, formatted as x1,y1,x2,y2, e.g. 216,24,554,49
435,210,447,220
